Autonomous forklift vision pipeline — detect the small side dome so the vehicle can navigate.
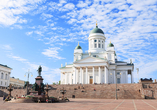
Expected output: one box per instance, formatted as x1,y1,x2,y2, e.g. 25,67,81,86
90,26,104,35
75,42,82,49
108,42,114,47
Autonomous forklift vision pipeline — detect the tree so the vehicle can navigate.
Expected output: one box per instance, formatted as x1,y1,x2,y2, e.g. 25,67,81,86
52,82,56,85
59,80,61,85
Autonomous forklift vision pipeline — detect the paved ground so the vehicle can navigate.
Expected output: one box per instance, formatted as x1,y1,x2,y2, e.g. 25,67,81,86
0,98,157,110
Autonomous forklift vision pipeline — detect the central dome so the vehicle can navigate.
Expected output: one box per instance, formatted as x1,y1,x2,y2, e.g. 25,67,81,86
90,26,104,35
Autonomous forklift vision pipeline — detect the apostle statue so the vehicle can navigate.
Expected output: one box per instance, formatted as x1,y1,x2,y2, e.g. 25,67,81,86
37,65,42,76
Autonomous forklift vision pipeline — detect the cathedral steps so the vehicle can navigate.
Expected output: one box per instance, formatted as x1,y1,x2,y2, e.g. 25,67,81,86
49,83,143,99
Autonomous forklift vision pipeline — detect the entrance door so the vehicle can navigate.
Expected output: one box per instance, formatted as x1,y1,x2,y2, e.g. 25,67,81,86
90,79,93,84
90,76,93,84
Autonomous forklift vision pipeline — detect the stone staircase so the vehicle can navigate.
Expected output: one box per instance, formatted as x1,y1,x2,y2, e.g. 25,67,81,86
49,83,143,99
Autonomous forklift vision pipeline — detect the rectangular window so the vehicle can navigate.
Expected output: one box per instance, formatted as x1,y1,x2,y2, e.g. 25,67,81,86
99,40,100,42
93,55,96,57
102,44,103,48
99,44,100,48
95,44,97,48
90,76,93,79
5,82,6,85
1,81,2,85
117,72,120,75
117,78,120,83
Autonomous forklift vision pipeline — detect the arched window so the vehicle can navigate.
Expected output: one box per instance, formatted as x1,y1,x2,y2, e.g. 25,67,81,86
94,39,97,48
98,44,101,48
1,73,3,79
5,74,7,80
95,44,97,48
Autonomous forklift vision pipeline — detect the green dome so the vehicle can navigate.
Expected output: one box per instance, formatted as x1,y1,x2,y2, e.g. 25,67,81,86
90,26,104,34
75,42,82,49
75,45,82,49
108,42,114,47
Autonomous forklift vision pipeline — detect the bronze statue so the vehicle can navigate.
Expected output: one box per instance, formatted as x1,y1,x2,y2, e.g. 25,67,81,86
37,65,42,76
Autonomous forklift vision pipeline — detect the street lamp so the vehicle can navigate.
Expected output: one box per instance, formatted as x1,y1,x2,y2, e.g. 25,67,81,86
24,69,33,95
115,72,121,100
136,68,139,83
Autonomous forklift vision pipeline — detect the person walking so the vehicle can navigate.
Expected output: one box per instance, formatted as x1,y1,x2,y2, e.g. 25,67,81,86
3,95,5,101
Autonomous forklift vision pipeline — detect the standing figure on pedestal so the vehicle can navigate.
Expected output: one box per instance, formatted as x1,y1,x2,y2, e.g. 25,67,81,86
37,65,42,76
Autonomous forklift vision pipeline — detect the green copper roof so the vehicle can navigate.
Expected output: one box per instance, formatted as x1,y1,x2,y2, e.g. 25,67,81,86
75,42,82,49
0,64,12,69
75,45,82,49
108,42,114,47
90,26,104,34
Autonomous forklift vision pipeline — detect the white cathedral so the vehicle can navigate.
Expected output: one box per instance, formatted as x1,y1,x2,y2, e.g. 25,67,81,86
60,24,134,84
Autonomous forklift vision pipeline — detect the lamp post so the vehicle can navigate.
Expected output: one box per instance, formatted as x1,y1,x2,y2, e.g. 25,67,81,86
24,69,33,95
136,68,139,83
115,72,121,100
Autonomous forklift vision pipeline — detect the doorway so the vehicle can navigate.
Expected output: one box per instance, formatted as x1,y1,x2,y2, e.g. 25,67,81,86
90,76,93,84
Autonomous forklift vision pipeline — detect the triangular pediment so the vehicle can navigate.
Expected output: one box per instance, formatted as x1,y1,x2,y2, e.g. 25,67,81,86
74,57,106,64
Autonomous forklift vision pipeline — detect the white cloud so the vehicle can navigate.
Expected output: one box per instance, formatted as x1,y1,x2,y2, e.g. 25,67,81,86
63,3,75,10
11,25,23,29
58,0,67,6
1,45,12,50
42,47,65,59
7,53,60,83
77,0,91,8
26,31,33,36
0,0,44,26
8,55,27,62
34,30,44,36
40,13,53,20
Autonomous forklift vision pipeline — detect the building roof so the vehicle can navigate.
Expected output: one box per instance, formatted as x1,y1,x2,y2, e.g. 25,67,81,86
75,42,82,49
108,42,114,47
115,61,127,63
0,64,12,69
90,26,104,34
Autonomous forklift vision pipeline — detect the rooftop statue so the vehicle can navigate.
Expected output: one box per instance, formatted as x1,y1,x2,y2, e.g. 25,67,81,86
37,65,42,76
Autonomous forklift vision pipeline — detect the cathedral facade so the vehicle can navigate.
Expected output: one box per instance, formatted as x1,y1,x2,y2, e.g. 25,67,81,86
60,24,134,84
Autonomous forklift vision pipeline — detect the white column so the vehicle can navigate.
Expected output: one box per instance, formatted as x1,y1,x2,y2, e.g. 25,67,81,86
67,73,69,84
113,70,115,84
93,66,95,84
105,67,108,84
99,66,101,84
61,73,62,84
126,71,128,83
69,73,72,84
76,69,78,84
82,68,84,84
97,39,98,48
86,67,88,84
74,68,76,84
131,71,133,83
80,67,82,84
121,72,123,84
65,73,67,84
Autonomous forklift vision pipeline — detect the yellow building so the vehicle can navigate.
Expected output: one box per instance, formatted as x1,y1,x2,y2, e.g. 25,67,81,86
10,77,25,87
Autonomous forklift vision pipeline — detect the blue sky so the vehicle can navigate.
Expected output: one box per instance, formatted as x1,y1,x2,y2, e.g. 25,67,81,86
0,0,157,84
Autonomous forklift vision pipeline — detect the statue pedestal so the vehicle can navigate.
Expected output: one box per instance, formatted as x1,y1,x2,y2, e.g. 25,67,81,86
35,76,43,85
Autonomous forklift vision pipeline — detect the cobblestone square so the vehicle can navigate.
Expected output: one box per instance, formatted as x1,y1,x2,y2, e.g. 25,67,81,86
0,98,157,110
